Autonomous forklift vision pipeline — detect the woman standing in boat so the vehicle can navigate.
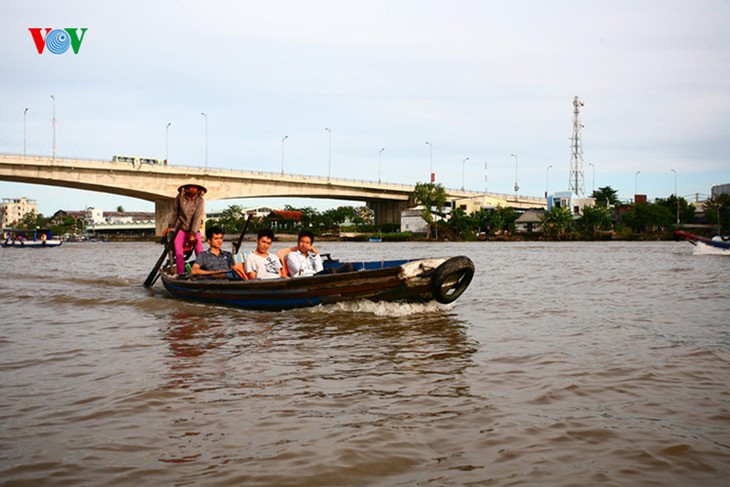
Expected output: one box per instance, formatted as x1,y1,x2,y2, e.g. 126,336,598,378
163,182,206,276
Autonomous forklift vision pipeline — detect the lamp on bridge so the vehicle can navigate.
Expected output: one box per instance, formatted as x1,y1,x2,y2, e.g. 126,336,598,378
511,153,519,194
425,141,434,182
24,108,28,157
50,95,56,161
201,112,208,169
281,135,288,175
165,122,171,166
325,128,332,181
378,147,385,183
461,157,470,191
545,164,553,199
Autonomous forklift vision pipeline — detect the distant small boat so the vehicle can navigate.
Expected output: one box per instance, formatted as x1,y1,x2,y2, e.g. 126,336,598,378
1,228,62,248
368,237,382,242
674,230,730,251
160,255,475,311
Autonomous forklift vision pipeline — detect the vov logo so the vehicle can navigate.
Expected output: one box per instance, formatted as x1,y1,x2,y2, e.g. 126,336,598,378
29,28,88,55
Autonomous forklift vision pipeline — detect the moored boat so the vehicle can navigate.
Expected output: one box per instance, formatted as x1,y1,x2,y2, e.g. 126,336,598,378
160,255,474,311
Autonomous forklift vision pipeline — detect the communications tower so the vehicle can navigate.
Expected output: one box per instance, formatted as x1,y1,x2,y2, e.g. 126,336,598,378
569,96,586,196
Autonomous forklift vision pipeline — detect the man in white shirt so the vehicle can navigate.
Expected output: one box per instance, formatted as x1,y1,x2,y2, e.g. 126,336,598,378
286,230,323,277
244,228,286,279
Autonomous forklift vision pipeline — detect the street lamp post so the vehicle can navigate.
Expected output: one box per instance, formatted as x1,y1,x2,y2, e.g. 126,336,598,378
671,169,679,224
461,157,470,191
324,128,332,181
23,108,28,156
545,164,553,199
425,141,433,182
200,112,208,169
510,153,519,193
484,161,488,194
165,122,171,164
634,170,641,199
588,162,595,194
281,135,288,175
50,95,56,160
378,147,385,183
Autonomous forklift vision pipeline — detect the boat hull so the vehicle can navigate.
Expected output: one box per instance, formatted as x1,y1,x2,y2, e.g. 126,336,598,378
160,256,474,311
1,240,62,248
675,230,730,250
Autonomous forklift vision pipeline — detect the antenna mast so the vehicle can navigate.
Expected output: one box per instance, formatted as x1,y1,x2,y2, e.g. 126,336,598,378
569,96,585,196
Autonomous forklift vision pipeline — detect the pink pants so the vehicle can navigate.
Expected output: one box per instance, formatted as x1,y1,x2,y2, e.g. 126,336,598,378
174,230,203,275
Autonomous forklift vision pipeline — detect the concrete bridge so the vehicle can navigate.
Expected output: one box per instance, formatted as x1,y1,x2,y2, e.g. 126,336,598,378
0,153,546,234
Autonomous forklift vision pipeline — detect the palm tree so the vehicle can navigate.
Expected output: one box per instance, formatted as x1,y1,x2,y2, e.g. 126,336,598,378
541,206,573,238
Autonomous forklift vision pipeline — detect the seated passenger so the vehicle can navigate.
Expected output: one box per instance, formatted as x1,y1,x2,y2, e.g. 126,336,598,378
244,228,287,279
190,226,246,280
286,230,323,277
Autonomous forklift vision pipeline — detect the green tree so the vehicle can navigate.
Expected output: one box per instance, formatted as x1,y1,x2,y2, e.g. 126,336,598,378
447,208,478,240
541,206,573,238
702,194,730,226
411,182,447,239
591,186,620,207
623,202,674,233
353,206,374,226
575,205,612,235
655,195,694,224
116,205,125,212
18,211,46,229
321,206,356,230
284,205,321,229
213,205,246,233
497,206,520,234
471,206,519,235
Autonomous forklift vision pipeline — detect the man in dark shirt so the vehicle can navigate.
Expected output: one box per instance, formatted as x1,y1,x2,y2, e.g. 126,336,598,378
190,226,246,280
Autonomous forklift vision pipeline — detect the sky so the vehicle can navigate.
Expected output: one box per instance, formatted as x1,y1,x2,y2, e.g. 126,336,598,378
1,0,729,215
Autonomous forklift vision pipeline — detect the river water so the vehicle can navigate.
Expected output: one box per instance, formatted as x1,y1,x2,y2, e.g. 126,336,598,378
0,241,728,486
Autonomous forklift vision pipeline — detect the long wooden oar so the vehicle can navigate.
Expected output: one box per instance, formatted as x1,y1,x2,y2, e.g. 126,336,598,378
143,229,177,287
233,214,253,255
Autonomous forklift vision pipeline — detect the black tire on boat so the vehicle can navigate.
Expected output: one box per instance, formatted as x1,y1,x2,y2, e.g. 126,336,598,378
431,256,474,304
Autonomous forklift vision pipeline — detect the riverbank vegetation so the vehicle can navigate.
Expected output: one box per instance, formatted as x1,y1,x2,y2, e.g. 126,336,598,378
8,186,728,243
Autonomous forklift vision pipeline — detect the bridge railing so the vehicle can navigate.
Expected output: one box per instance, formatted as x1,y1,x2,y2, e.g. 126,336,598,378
1,152,546,202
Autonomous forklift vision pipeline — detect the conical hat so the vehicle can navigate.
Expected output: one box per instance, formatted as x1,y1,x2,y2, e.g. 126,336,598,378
177,181,207,193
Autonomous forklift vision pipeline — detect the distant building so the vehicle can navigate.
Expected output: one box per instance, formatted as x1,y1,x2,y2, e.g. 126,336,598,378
1,197,38,228
207,206,278,221
452,195,502,214
266,210,303,231
245,206,278,218
49,208,156,237
711,183,730,197
515,209,545,233
400,207,429,234
547,191,595,216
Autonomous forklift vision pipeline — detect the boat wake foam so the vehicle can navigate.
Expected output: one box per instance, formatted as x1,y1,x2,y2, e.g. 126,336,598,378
307,299,452,317
694,244,730,256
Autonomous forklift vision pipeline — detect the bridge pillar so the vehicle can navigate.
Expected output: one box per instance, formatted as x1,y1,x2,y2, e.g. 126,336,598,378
368,200,411,226
154,199,175,236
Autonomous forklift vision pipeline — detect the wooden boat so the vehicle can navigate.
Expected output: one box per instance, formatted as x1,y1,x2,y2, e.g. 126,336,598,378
675,230,730,251
160,255,475,311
